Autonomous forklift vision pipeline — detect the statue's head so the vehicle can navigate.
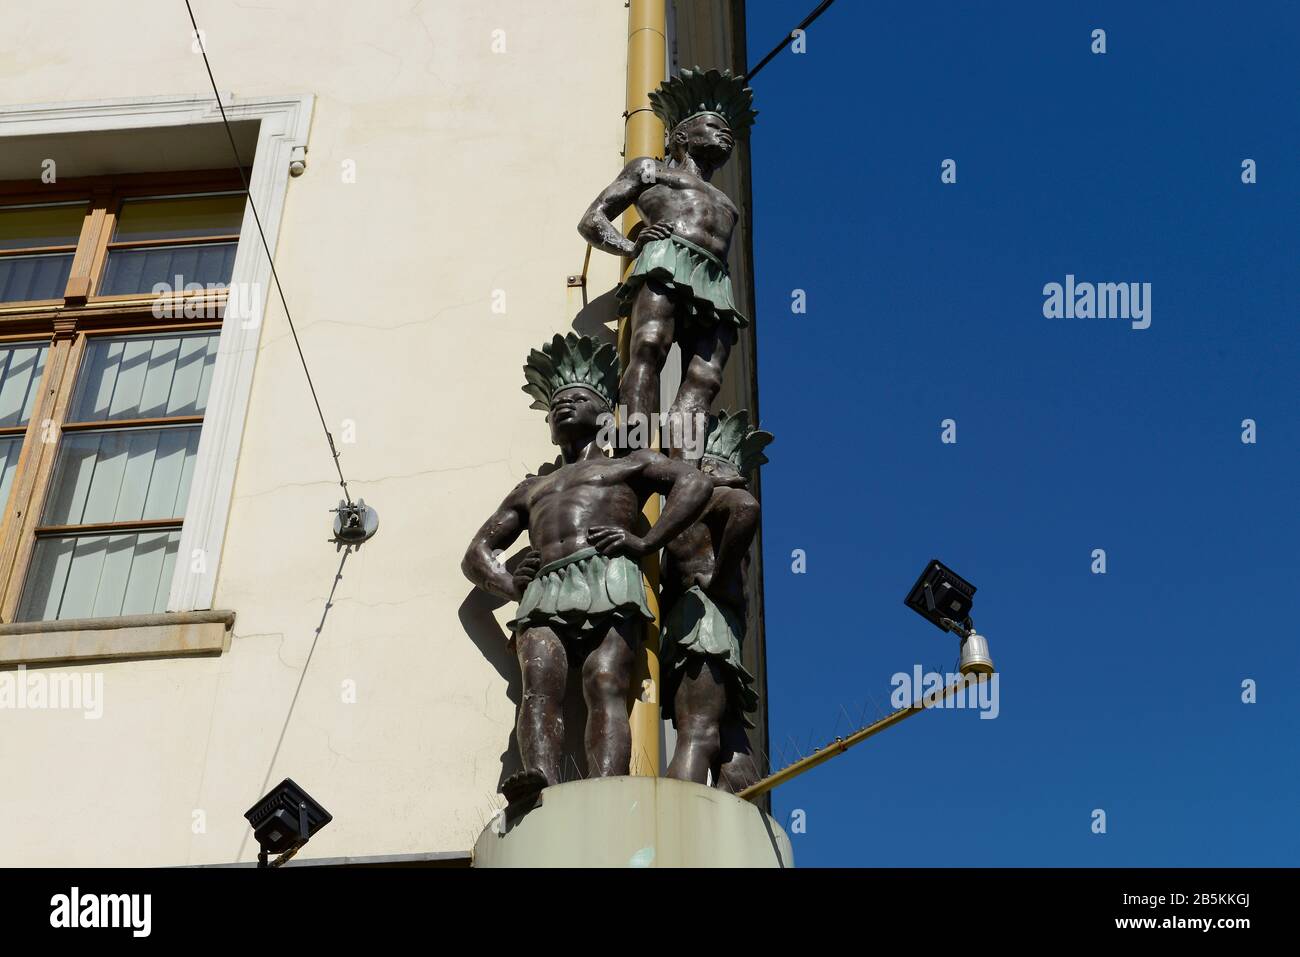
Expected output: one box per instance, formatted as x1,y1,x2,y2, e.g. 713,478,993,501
669,113,735,166
700,409,773,484
521,333,619,448
650,67,756,166
547,385,607,445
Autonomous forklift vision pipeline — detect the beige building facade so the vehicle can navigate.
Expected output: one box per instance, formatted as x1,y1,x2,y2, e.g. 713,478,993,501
0,0,764,866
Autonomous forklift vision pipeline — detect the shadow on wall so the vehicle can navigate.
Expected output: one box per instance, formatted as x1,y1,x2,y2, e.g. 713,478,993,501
570,288,620,345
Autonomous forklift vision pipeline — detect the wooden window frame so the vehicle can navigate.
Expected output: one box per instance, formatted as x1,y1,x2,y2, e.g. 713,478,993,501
0,169,241,622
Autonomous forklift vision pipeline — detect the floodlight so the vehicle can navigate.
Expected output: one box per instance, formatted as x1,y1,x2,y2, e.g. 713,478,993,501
729,558,1000,805
904,558,993,676
904,559,975,632
244,778,333,868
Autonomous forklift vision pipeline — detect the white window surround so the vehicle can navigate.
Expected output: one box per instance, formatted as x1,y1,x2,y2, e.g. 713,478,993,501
0,92,314,615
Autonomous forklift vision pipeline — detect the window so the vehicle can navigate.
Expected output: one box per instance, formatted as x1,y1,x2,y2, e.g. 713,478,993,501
99,194,245,297
0,170,244,622
0,203,84,303
17,331,219,620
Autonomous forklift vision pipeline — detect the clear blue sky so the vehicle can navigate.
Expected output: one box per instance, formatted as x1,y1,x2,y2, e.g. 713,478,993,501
747,0,1300,866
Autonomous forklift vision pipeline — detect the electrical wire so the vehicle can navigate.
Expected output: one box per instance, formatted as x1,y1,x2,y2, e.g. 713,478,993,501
183,0,354,507
182,0,838,503
745,0,838,82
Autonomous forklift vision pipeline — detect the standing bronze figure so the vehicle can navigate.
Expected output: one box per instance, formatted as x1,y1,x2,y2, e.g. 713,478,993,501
578,68,757,453
461,333,712,802
662,410,773,790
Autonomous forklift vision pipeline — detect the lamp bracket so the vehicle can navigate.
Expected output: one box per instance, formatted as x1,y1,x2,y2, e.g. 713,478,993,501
331,498,378,550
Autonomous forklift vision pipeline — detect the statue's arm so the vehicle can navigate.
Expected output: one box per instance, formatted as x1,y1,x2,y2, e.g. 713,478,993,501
461,479,534,602
710,487,760,585
636,451,712,551
589,453,709,558
577,157,658,258
588,454,709,558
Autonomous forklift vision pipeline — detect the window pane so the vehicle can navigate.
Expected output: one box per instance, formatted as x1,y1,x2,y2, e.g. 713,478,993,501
0,340,49,427
0,203,84,250
17,530,179,621
70,331,220,422
41,426,202,525
99,242,236,296
0,436,23,514
112,194,245,242
0,252,73,302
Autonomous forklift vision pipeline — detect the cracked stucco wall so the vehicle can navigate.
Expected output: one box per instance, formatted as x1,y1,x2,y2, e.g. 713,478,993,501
0,0,631,865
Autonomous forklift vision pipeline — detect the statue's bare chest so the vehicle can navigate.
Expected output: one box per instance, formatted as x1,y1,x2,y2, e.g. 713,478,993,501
528,460,636,506
641,172,737,220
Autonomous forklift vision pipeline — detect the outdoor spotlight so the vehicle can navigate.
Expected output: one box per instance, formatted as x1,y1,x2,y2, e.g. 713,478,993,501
244,778,333,868
904,559,994,676
904,559,976,632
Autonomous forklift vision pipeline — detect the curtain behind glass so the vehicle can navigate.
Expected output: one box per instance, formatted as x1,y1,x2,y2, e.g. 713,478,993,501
70,331,218,422
18,530,180,620
0,341,49,512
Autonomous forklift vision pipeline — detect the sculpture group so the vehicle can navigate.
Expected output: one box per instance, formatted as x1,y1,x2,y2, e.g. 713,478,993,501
462,68,771,802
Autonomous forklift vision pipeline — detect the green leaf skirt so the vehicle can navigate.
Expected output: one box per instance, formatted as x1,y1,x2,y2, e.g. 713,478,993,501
661,585,758,728
508,546,653,639
617,234,749,330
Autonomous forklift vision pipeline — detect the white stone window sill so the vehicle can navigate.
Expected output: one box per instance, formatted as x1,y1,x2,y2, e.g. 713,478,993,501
0,611,234,665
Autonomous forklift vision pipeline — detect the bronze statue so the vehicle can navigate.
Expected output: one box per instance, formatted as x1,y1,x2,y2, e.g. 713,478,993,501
461,333,712,802
662,410,772,791
578,68,757,454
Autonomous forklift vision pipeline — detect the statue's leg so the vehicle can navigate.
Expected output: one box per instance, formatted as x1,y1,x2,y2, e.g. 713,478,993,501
668,321,736,459
666,656,727,784
716,718,760,794
514,625,568,788
580,617,638,776
621,280,676,432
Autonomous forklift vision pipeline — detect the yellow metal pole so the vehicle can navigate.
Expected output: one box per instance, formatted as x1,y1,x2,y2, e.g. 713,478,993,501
623,0,666,777
737,675,990,802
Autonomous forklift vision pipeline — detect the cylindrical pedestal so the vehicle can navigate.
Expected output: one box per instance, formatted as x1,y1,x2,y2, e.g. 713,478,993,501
473,776,793,868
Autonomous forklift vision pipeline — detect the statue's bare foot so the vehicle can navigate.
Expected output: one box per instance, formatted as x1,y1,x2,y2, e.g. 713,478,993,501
501,768,549,806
